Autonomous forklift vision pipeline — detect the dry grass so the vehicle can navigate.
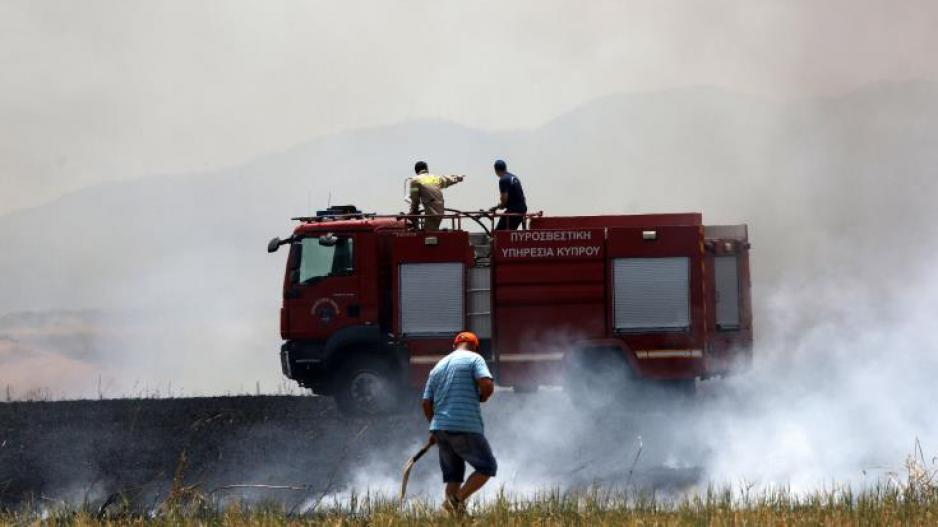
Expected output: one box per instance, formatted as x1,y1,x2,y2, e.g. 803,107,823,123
3,482,937,526
5,442,937,526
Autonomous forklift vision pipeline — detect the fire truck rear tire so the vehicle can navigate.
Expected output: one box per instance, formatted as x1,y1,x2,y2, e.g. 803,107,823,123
333,358,404,416
564,347,634,409
658,379,696,397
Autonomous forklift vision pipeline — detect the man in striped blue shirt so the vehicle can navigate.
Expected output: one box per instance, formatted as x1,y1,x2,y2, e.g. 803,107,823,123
422,331,497,512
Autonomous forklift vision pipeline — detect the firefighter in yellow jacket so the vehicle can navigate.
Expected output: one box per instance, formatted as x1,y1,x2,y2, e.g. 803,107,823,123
409,161,465,231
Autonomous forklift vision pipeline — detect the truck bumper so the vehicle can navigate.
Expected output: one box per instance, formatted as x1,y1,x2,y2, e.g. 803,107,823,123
280,341,332,393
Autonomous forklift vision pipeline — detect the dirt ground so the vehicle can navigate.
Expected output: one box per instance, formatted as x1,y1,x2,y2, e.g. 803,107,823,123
0,392,703,511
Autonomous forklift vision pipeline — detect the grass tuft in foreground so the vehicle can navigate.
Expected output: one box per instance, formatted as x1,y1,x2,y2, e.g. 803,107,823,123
6,448,937,525
3,483,938,526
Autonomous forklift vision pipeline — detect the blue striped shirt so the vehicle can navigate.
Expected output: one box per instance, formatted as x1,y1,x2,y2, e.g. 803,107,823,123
422,350,492,434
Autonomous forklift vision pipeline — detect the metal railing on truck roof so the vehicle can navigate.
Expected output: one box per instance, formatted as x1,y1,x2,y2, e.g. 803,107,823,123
291,208,544,236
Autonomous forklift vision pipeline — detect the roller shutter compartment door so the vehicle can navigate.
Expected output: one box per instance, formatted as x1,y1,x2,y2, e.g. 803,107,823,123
714,255,740,330
399,262,465,336
467,267,492,339
613,257,690,332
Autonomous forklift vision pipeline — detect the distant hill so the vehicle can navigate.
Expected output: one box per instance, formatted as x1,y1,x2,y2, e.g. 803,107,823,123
2,82,937,396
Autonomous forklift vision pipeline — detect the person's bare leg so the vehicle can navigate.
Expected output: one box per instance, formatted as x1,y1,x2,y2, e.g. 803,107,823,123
442,482,463,514
456,472,490,502
445,482,460,500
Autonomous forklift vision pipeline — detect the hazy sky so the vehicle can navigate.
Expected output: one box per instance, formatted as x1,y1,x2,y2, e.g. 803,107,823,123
2,0,938,214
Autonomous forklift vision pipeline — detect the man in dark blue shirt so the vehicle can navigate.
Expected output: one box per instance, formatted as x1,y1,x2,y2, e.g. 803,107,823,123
490,159,527,230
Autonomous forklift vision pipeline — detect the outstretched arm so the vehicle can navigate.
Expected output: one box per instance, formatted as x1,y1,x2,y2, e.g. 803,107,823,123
439,174,465,188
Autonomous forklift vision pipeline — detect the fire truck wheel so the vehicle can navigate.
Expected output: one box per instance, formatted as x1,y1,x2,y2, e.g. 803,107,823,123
334,358,403,416
564,347,633,409
649,379,697,402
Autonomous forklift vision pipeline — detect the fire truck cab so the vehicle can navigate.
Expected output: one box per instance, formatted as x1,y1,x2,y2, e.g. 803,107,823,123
268,205,752,415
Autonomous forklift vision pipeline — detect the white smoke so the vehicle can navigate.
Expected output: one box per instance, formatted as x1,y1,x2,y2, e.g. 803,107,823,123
368,242,938,501
3,82,938,503
695,261,938,490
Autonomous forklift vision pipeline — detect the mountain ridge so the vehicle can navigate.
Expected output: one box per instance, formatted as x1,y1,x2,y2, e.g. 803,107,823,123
2,80,938,396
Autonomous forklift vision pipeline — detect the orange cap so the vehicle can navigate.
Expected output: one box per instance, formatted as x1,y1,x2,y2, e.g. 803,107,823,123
453,331,480,350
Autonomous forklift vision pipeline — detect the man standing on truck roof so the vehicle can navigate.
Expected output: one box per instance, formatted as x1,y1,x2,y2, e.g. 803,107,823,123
422,331,497,513
490,159,527,230
409,161,464,231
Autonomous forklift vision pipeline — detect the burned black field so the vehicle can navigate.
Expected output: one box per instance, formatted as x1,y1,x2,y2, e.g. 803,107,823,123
3,392,938,526
0,392,704,511
0,395,403,509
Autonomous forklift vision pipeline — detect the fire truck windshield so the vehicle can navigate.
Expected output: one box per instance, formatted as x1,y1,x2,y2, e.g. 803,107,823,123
297,236,354,284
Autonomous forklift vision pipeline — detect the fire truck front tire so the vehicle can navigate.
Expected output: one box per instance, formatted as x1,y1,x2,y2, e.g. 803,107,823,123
333,358,405,416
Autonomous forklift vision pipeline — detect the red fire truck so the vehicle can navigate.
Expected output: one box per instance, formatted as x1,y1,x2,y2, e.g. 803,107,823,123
268,206,752,415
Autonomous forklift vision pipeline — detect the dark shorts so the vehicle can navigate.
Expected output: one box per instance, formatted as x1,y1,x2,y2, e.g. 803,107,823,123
433,430,498,483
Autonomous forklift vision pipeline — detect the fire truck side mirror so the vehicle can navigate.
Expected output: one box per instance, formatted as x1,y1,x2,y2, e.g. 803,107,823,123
267,237,282,253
